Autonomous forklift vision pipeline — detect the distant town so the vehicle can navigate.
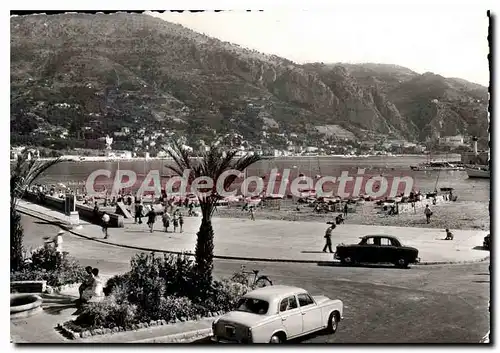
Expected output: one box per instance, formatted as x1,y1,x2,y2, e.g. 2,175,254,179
11,125,474,161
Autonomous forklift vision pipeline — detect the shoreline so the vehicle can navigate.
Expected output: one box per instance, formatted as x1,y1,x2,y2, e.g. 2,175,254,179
11,153,462,163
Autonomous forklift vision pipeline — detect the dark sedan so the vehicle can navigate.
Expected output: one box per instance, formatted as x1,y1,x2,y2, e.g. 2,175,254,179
334,235,420,268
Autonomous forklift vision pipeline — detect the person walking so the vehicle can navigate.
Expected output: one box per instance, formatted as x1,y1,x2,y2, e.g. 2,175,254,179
322,223,335,253
343,203,348,218
424,205,433,224
51,229,65,255
178,213,184,233
162,210,171,232
93,201,100,223
172,213,179,232
134,198,143,224
146,207,156,233
249,206,255,221
102,212,110,239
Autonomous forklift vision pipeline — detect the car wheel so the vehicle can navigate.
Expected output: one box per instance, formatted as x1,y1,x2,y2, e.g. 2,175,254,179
270,333,284,343
396,258,409,268
326,312,339,333
341,257,353,265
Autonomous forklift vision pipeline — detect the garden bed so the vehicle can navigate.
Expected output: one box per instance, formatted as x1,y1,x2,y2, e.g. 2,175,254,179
57,252,250,339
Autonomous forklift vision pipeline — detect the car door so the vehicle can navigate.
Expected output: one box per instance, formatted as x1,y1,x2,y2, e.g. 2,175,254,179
378,237,396,263
297,293,322,333
359,237,376,263
278,296,303,338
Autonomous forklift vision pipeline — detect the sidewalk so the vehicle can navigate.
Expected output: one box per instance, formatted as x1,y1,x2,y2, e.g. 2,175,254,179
18,200,490,265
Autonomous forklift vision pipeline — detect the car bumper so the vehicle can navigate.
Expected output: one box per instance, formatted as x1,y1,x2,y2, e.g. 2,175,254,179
211,335,250,344
414,257,421,263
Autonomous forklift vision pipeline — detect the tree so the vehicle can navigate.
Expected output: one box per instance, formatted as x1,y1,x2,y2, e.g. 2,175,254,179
165,140,266,291
10,152,63,272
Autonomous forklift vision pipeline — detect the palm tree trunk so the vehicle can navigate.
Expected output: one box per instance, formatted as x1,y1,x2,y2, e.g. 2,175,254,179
11,206,24,272
194,217,214,290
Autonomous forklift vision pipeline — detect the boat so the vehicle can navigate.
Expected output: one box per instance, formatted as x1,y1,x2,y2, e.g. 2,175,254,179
465,165,490,179
410,161,464,171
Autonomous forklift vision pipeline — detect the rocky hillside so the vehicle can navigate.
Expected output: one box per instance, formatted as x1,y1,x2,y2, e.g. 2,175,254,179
10,13,489,150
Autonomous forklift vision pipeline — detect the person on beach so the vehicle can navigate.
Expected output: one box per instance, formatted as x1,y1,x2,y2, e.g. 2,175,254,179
162,210,171,232
146,207,156,233
424,205,433,224
249,206,255,221
445,229,454,240
179,213,184,232
322,223,336,253
102,212,110,238
343,203,348,218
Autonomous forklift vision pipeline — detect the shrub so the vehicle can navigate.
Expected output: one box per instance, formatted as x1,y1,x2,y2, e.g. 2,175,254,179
74,298,139,329
104,273,131,296
157,296,196,321
205,279,250,313
10,245,87,287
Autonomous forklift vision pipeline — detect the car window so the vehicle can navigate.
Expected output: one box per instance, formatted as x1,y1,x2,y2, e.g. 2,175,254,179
380,238,393,246
236,298,269,315
363,237,375,245
297,293,315,307
279,296,298,312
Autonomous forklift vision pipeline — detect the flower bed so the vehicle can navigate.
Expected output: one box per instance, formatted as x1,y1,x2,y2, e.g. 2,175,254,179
61,252,250,339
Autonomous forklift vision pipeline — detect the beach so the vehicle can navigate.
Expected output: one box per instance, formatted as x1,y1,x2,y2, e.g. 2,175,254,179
211,200,489,231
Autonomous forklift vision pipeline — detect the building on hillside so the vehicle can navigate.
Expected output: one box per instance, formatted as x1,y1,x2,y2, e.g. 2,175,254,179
439,135,465,147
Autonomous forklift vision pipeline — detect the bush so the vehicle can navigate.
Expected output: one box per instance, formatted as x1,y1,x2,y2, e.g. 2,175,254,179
157,296,197,322
10,245,87,287
74,298,139,329
205,279,250,313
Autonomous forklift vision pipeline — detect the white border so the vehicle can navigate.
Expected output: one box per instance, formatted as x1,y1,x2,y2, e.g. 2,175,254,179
3,1,496,352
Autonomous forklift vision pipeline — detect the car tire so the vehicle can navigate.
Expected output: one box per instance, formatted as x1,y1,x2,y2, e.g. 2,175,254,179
269,333,284,343
326,312,339,334
395,258,409,268
341,257,353,265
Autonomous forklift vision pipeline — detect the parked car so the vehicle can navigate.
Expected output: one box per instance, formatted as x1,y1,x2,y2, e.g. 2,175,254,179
211,285,343,343
483,234,491,250
334,235,420,268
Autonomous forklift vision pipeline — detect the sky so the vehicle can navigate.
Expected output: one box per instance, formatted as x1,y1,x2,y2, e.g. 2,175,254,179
148,6,490,86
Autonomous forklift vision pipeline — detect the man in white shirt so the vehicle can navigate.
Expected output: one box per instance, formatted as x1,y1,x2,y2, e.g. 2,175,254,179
54,230,65,254
102,212,110,239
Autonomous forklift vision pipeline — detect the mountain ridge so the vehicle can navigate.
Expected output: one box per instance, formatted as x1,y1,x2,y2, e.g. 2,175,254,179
10,13,489,152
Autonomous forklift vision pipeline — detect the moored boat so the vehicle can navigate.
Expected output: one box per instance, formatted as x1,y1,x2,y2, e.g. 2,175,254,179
410,161,464,171
465,165,490,179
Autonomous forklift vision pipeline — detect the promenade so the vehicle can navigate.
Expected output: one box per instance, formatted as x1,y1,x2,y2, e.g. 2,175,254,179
18,200,489,265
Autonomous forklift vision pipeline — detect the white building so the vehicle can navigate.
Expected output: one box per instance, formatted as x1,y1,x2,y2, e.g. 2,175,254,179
439,135,465,147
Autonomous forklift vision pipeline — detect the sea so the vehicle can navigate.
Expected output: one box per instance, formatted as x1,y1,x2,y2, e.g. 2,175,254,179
31,154,490,202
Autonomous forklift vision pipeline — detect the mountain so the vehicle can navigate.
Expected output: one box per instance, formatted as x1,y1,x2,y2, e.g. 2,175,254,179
10,13,489,152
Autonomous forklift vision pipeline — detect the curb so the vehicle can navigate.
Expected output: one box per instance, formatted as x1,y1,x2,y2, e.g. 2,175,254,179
130,328,212,343
18,206,490,266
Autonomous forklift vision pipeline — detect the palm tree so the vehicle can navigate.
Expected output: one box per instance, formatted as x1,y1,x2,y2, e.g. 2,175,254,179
165,140,266,290
10,151,63,272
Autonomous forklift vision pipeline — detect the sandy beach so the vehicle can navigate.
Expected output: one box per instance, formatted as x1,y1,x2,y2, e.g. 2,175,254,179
211,200,489,231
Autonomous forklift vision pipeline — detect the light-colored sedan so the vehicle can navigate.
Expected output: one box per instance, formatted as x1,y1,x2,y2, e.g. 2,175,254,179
211,285,344,343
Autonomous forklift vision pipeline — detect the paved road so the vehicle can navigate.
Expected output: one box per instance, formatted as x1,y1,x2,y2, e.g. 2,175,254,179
20,215,490,343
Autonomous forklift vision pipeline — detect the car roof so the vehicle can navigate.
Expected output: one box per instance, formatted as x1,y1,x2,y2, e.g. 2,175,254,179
361,234,401,241
243,285,307,301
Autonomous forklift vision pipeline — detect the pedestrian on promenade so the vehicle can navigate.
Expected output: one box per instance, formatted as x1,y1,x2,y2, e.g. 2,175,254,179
134,198,143,224
102,212,110,239
424,205,433,224
162,210,171,232
322,223,335,253
146,207,156,233
188,202,194,216
445,228,454,240
250,206,255,221
173,213,179,232
179,213,184,233
93,201,100,223
343,203,348,218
